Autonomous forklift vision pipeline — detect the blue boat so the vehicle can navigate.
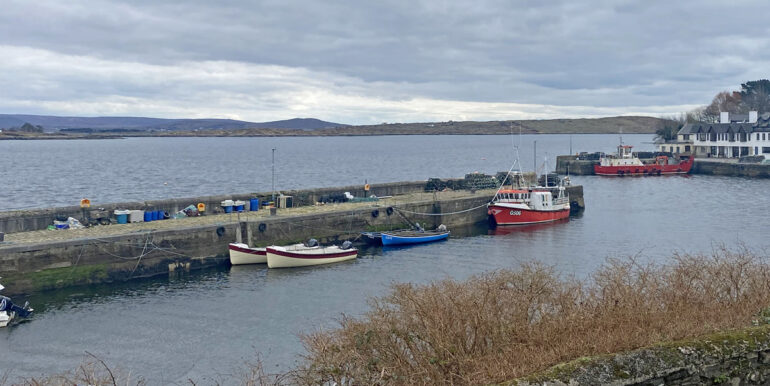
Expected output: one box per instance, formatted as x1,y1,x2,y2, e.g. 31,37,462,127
380,229,450,246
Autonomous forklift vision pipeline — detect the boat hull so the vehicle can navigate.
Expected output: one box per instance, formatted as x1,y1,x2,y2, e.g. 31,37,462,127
266,247,357,268
228,243,267,265
594,158,693,176
487,204,570,225
381,231,450,246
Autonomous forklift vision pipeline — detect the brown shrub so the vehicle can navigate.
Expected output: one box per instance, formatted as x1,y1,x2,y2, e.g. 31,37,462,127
294,246,770,385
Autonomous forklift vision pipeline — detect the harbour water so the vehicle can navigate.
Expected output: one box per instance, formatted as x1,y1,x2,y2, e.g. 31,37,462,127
2,134,635,210
2,135,770,383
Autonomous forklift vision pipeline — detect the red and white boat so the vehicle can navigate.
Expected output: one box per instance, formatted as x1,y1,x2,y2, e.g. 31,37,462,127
487,185,570,225
594,144,693,176
266,242,357,268
228,243,267,265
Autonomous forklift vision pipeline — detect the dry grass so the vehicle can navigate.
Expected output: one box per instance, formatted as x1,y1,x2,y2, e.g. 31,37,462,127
294,246,770,385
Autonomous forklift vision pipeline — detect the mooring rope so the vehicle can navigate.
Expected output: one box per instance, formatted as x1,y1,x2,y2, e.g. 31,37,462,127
392,202,490,217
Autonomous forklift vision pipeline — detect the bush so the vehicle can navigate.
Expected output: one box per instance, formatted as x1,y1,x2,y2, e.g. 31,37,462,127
296,246,770,385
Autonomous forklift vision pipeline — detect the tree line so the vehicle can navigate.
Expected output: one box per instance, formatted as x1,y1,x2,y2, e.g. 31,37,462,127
656,79,770,141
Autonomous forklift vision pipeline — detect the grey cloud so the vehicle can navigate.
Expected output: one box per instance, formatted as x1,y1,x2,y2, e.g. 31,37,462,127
2,0,770,122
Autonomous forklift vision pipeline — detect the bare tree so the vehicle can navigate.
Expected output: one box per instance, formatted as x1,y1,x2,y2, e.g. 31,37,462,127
703,91,742,122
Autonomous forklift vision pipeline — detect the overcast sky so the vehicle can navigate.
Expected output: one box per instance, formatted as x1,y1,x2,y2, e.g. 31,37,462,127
1,0,768,124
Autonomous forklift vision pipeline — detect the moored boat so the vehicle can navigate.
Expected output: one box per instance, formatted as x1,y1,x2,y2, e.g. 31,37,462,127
0,280,33,327
228,243,267,265
594,144,693,176
381,226,450,246
266,241,357,268
487,186,570,225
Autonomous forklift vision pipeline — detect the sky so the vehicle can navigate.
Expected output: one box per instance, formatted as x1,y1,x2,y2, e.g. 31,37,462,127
1,0,768,125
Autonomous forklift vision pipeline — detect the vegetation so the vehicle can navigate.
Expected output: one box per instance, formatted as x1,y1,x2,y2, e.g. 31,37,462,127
295,246,770,385
691,79,770,123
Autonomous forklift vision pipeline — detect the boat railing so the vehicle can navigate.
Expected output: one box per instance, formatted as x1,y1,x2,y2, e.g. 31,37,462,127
553,196,569,205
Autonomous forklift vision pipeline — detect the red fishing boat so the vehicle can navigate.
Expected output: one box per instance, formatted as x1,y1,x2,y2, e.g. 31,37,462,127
487,184,570,225
594,144,693,176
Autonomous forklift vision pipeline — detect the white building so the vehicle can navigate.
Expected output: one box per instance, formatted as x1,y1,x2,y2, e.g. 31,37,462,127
662,111,770,158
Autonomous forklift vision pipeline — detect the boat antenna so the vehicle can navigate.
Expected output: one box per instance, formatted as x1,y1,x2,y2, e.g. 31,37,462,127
494,122,522,200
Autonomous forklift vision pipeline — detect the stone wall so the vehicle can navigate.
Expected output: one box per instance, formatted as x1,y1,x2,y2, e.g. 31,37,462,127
0,195,493,295
556,155,598,175
0,181,430,234
511,325,770,386
692,160,770,178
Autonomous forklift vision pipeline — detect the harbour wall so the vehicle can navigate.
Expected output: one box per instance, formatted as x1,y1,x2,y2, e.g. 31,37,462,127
0,194,494,294
691,160,770,178
556,155,597,175
0,180,429,234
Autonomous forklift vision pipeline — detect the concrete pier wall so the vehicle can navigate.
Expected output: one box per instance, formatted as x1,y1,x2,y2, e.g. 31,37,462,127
0,181,430,234
0,194,494,294
692,160,770,178
556,155,597,175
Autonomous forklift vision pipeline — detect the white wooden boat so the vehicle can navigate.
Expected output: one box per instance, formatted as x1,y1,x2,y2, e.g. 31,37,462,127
266,242,357,268
228,243,267,265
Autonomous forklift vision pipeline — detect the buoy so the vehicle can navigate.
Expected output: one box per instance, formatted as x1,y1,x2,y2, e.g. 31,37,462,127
197,203,206,212
80,198,91,208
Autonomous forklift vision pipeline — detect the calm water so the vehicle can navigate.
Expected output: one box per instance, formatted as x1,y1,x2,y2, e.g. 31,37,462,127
2,135,769,383
2,134,637,210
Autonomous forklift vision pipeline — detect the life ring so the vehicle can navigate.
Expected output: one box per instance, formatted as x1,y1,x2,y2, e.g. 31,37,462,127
80,198,91,208
386,207,394,216
258,223,267,232
364,183,371,191
371,209,380,218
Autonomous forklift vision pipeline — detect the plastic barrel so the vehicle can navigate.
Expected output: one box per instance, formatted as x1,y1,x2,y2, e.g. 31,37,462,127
234,200,245,212
155,210,163,220
115,210,130,224
144,211,153,222
250,198,260,211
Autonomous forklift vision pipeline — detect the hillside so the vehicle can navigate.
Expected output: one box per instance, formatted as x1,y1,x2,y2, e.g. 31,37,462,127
0,114,346,131
0,115,668,139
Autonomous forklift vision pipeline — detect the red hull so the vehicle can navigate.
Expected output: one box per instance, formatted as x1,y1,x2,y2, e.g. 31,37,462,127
594,158,693,176
488,205,570,225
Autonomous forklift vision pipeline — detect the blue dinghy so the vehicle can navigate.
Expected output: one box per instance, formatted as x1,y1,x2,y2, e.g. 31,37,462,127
380,229,450,246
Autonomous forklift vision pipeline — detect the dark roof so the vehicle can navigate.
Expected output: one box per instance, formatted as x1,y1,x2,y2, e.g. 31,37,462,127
679,118,770,135
679,122,754,134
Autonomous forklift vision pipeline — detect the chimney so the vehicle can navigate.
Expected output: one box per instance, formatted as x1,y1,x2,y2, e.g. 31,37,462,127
750,111,758,123
720,112,729,124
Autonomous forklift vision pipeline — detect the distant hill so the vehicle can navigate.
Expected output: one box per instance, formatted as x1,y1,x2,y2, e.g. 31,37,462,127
0,114,347,131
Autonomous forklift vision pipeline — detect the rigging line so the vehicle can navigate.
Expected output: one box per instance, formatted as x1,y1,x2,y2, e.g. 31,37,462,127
68,244,87,279
393,203,489,217
130,233,152,277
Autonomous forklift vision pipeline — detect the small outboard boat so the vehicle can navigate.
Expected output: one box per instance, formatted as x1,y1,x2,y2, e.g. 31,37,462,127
0,279,33,327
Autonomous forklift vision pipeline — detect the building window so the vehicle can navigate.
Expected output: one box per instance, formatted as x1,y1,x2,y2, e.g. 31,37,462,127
683,134,690,140
764,133,766,140
685,145,691,152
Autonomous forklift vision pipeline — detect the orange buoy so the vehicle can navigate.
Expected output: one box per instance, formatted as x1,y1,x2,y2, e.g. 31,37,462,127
80,198,91,208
